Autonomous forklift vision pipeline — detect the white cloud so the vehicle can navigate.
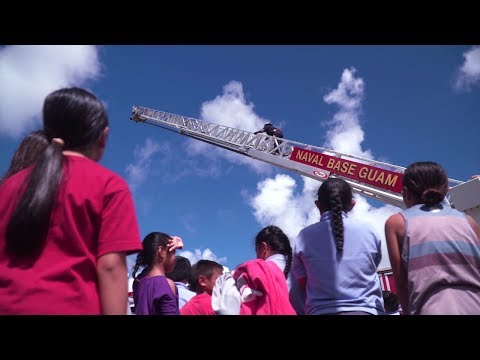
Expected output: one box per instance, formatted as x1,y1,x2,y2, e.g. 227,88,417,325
323,67,365,110
454,46,480,92
323,67,373,159
248,67,399,269
249,174,317,240
186,80,274,174
125,138,162,192
179,248,227,265
0,45,101,137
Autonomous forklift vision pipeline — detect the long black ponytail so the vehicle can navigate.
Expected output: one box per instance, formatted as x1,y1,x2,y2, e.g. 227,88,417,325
0,130,49,184
6,87,109,259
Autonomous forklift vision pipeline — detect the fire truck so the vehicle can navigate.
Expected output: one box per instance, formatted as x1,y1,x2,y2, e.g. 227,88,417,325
129,105,480,295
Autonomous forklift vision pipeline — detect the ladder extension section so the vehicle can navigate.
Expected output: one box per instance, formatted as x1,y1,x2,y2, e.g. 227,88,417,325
130,106,464,209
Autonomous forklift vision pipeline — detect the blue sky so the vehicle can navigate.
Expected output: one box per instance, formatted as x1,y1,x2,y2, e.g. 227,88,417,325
1,45,479,273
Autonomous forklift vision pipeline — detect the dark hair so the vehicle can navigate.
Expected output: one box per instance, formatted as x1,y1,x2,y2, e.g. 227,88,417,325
6,87,109,259
1,130,49,184
255,225,292,278
165,255,192,283
402,161,449,206
382,291,399,313
317,178,353,252
132,232,172,279
189,259,223,293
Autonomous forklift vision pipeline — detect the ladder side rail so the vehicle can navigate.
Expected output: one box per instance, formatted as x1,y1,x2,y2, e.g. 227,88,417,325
142,118,250,155
224,128,242,142
139,107,276,148
247,149,405,208
273,139,463,185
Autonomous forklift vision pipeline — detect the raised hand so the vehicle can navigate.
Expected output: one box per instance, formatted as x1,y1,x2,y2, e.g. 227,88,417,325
168,236,184,252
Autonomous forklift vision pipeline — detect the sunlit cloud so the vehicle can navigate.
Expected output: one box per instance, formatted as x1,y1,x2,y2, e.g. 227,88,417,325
453,45,480,92
187,80,275,174
0,45,101,137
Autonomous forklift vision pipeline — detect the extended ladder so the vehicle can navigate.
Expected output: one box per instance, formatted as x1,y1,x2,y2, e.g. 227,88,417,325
130,106,466,210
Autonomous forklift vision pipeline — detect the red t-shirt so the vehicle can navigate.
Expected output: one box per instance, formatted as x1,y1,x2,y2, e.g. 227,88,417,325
180,292,215,315
0,155,142,314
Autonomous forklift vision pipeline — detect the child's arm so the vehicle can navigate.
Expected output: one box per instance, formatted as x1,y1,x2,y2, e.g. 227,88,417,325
385,214,409,314
97,252,128,314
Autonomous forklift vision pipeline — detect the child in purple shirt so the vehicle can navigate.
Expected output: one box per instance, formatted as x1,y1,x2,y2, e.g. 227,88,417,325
131,232,183,315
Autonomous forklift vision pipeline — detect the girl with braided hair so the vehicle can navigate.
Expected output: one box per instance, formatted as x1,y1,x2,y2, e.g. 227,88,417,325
239,226,297,315
255,225,306,314
211,226,296,315
132,232,184,315
292,177,384,315
255,225,292,278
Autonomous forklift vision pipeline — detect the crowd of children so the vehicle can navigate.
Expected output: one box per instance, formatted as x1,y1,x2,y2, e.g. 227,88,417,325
1,87,479,315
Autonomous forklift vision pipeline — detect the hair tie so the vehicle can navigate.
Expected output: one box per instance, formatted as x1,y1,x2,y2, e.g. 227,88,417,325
52,138,65,147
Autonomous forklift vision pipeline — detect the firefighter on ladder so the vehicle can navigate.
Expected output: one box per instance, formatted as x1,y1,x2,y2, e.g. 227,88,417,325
254,123,284,155
254,123,284,138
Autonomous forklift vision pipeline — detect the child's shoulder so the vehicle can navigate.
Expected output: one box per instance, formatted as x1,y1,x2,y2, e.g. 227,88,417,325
166,277,177,295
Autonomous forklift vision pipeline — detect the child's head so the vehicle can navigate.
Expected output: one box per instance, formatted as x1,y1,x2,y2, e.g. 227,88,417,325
165,255,192,284
254,225,292,278
316,178,354,252
402,161,449,207
382,291,399,313
132,232,176,279
189,259,223,295
43,87,109,159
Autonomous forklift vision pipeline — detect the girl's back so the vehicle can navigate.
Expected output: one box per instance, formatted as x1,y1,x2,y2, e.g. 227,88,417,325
134,275,179,315
295,212,383,315
402,204,480,315
0,155,141,314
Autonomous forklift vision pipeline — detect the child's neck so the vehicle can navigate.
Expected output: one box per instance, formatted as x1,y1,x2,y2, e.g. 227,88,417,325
147,264,166,278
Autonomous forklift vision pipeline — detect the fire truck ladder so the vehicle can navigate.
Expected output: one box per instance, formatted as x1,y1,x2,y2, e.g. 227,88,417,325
130,105,468,211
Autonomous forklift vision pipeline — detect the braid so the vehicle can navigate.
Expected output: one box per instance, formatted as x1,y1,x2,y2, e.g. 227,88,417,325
329,194,345,252
317,178,353,254
131,251,145,280
283,250,292,278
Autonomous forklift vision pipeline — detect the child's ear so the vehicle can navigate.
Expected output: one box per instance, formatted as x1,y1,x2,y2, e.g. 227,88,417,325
259,242,268,253
157,246,166,259
198,275,207,289
99,127,109,148
259,241,270,259
348,199,356,211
